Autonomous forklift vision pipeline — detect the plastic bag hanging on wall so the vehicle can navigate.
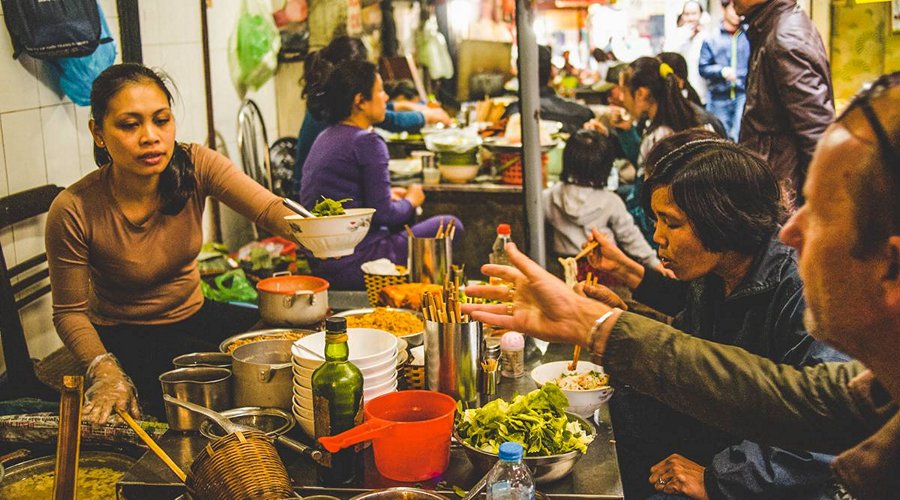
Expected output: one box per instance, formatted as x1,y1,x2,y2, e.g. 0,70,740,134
228,0,281,97
55,1,117,106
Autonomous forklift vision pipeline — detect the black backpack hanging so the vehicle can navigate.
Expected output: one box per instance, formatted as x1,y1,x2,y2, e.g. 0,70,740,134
2,0,112,59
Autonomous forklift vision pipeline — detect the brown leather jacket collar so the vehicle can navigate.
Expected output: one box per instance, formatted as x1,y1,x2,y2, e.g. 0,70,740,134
744,0,799,44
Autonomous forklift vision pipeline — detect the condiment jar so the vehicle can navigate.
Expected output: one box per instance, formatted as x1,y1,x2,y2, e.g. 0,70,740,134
499,331,525,378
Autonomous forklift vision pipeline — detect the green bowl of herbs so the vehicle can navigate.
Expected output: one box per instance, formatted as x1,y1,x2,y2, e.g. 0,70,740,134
453,385,597,484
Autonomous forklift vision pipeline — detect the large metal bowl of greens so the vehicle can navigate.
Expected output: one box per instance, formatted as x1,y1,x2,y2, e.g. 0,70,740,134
453,385,597,484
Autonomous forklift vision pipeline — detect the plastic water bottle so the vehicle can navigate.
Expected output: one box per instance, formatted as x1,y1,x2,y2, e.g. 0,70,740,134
485,442,535,500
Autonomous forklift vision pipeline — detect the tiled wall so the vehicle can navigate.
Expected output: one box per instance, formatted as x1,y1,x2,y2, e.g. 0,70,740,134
0,0,279,373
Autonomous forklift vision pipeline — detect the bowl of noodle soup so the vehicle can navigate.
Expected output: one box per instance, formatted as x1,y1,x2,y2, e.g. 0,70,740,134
530,360,614,417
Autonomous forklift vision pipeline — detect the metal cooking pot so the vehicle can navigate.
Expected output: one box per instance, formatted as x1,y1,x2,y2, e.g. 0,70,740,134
256,272,329,326
159,367,232,431
231,339,294,410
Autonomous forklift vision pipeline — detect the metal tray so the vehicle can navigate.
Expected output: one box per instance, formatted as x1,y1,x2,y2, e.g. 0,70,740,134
198,406,294,440
219,328,317,354
0,451,135,498
331,308,424,346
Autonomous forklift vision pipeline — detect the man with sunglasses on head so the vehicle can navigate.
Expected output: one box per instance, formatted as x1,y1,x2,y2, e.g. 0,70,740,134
461,73,900,499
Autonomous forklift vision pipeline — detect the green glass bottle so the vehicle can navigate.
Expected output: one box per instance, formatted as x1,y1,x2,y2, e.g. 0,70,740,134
312,317,364,485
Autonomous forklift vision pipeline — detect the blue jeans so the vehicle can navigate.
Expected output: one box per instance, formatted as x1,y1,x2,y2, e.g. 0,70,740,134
707,93,746,142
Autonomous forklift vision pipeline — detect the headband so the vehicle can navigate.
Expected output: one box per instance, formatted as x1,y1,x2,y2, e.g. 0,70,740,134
650,138,731,174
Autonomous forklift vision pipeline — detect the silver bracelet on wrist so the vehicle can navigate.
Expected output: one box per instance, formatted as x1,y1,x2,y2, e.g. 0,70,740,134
588,307,622,359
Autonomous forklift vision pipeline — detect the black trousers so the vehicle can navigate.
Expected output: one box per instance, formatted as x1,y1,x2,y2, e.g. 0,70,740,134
95,300,259,419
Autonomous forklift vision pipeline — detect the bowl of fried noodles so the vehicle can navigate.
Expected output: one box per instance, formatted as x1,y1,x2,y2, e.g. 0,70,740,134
332,307,425,346
530,360,614,417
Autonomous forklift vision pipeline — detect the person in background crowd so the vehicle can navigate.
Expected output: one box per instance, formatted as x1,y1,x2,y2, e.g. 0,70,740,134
733,0,833,210
46,64,298,422
589,130,846,499
543,130,659,279
294,36,450,190
664,0,708,105
657,51,703,107
461,73,900,500
657,52,727,138
614,56,724,246
699,0,750,142
503,45,595,134
300,60,462,290
384,79,420,103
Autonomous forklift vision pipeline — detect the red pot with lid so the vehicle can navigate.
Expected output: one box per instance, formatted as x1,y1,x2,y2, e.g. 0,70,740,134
256,272,329,326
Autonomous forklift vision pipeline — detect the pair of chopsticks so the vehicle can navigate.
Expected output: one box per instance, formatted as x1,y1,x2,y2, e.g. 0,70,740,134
569,273,600,371
574,240,599,261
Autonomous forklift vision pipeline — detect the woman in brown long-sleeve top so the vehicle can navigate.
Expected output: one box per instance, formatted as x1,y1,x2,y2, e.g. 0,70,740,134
45,63,296,423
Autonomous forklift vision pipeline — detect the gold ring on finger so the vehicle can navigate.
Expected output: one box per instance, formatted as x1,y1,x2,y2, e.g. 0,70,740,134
506,303,514,315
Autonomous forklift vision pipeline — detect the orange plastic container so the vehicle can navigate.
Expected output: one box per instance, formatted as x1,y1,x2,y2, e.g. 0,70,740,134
318,390,456,481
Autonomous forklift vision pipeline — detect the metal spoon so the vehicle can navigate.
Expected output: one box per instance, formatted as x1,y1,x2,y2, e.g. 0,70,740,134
163,395,324,464
462,468,492,500
282,198,316,218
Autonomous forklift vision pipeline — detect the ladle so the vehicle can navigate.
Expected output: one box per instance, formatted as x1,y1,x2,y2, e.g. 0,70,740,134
163,395,324,464
282,198,316,218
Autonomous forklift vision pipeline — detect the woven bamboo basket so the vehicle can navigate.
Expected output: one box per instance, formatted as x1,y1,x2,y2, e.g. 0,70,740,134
186,430,294,500
363,269,409,306
402,364,426,390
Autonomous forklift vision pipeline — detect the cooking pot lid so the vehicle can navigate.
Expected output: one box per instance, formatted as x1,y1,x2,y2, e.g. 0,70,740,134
257,275,329,294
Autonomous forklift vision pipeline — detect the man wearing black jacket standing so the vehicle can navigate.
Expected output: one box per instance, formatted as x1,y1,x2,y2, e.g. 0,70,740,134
735,0,833,211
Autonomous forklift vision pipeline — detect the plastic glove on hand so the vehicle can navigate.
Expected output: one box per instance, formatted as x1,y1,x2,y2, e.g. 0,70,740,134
83,353,141,424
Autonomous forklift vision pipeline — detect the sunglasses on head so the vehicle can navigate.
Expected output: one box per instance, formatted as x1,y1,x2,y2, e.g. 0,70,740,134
836,73,899,177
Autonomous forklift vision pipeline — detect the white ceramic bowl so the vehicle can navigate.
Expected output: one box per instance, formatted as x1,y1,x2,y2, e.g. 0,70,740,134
292,363,396,391
285,208,376,258
291,349,397,378
439,164,480,184
363,378,397,401
530,360,614,417
293,399,314,420
292,406,315,437
292,328,397,369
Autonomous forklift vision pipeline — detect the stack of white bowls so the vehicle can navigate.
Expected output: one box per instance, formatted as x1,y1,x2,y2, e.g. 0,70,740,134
291,328,399,437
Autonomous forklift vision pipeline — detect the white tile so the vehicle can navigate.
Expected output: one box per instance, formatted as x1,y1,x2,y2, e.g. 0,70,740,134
11,213,45,266
41,104,82,187
208,0,241,51
35,61,68,109
146,44,208,144
0,119,7,197
99,0,118,17
0,227,14,268
0,18,40,113
140,0,202,45
21,294,62,360
75,105,94,150
1,109,48,193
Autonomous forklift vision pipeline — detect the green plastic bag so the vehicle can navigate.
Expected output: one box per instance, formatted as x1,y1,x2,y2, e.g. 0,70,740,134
228,0,281,97
201,269,259,304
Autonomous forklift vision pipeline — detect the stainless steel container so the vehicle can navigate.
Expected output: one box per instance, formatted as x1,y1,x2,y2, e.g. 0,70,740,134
159,367,232,431
454,413,597,484
231,339,293,410
424,320,482,404
172,352,232,369
256,273,329,326
408,237,452,285
351,488,449,500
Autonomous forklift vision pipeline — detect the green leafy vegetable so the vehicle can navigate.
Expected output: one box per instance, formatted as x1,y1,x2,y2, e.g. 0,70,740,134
311,196,352,217
456,385,594,456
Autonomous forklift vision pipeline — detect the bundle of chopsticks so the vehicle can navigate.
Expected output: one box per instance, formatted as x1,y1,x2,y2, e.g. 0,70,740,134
405,217,457,241
422,280,473,323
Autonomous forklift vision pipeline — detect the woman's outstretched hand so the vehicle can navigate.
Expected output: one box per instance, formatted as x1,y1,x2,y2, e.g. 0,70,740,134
461,243,619,349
